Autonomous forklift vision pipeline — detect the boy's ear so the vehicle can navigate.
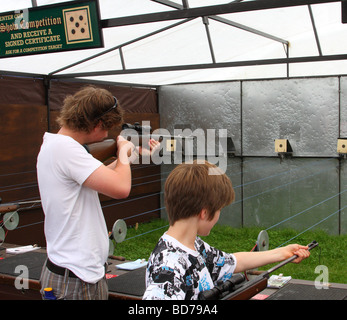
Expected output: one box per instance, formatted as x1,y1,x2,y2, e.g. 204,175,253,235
199,209,208,221
91,121,103,133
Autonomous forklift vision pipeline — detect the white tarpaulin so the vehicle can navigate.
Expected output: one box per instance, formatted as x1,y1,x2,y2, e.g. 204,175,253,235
1,0,347,85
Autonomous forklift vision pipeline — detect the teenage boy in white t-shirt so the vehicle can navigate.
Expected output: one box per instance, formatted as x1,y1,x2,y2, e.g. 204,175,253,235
37,86,157,300
143,160,311,300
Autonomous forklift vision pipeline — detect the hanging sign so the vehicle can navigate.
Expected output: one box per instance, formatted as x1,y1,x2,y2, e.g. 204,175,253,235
0,0,104,58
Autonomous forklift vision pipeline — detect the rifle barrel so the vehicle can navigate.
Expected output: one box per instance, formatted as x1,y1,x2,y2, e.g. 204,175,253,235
215,240,319,300
266,240,319,274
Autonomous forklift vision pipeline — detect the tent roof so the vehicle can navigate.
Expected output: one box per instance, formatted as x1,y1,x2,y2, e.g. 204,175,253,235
1,0,347,86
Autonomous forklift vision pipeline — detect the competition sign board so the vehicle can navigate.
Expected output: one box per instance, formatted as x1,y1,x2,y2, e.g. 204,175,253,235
0,0,104,58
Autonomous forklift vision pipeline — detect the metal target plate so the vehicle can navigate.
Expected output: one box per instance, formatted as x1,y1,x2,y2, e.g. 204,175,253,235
109,239,115,256
256,230,269,251
3,211,19,230
0,227,5,243
112,219,127,243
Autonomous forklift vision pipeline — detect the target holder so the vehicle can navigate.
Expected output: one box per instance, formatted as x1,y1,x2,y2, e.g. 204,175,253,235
3,211,19,231
112,219,127,243
256,230,269,252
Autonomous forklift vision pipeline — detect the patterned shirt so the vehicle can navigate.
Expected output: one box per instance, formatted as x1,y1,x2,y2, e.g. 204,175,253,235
143,233,237,300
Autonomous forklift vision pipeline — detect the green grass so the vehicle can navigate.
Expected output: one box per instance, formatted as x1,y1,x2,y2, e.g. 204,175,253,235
113,219,347,284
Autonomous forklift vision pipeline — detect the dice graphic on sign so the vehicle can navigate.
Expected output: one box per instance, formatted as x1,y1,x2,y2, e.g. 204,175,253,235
63,6,93,44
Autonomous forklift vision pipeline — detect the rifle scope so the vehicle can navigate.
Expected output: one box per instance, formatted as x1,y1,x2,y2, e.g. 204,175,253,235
198,273,246,300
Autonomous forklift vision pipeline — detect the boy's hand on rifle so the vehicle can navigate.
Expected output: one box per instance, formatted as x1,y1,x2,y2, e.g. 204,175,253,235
117,136,135,158
138,139,160,157
282,244,310,263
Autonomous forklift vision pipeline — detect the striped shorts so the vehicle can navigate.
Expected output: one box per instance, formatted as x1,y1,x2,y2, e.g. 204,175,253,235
39,259,108,300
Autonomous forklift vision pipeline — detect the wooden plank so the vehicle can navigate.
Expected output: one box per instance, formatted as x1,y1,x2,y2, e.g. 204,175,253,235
0,104,46,203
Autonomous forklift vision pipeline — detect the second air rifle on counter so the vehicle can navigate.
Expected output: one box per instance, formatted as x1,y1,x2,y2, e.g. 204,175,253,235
198,240,319,300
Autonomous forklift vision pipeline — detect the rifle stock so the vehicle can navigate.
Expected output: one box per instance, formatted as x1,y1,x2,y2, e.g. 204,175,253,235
221,273,268,300
84,139,117,162
0,200,41,215
0,204,19,214
83,122,151,162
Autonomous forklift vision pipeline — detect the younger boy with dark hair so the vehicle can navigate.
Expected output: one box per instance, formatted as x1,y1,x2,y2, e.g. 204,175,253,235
143,160,310,300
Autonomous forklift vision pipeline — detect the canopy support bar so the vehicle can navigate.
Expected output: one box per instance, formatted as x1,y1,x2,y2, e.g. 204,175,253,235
51,53,347,79
308,5,323,56
49,18,194,76
101,0,339,28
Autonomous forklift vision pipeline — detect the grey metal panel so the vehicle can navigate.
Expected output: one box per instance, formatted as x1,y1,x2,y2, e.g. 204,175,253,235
340,160,347,235
242,158,340,235
160,163,176,222
158,82,243,227
217,158,242,228
158,82,242,156
338,76,347,234
242,78,339,157
158,77,344,234
339,76,347,138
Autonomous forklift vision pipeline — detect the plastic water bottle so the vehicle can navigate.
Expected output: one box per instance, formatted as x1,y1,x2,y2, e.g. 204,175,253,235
43,287,56,300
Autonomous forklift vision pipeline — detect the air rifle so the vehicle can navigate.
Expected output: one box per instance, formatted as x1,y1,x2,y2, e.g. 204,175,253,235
84,122,193,162
0,204,19,214
83,123,150,162
0,200,42,214
198,240,319,300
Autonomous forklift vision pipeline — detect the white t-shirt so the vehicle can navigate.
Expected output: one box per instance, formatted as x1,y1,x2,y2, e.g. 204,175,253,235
37,132,108,283
143,233,237,300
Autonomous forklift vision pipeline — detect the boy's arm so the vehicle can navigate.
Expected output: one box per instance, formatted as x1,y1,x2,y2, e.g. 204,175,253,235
83,138,133,199
233,244,310,273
